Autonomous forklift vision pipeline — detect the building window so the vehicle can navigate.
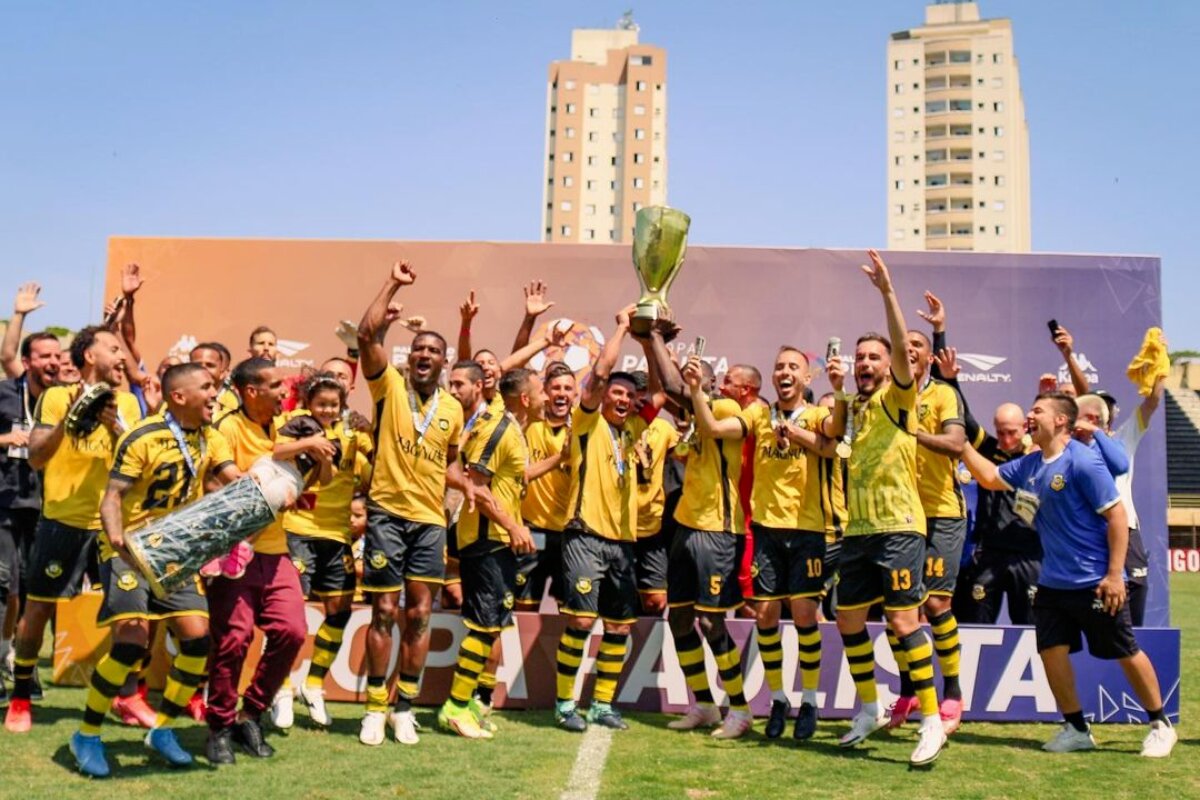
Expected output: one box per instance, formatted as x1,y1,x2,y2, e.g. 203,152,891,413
585,204,596,215
895,204,905,215
894,83,904,94
549,130,556,138
610,180,617,190
636,80,647,90
979,226,987,233
633,177,644,189
993,53,1003,64
993,150,1005,161
609,205,617,214
565,127,575,138
588,108,598,118
653,155,660,163
586,180,595,189
893,131,905,142
562,176,573,187
588,84,599,95
654,131,661,140
994,101,1005,112
994,126,1004,137
995,225,1005,235
894,59,904,70
893,107,904,118
585,229,595,240
586,156,596,166
994,200,1006,211
995,175,1005,186
894,179,905,190
609,230,618,240
634,104,646,115
633,153,645,164
562,152,573,162
926,100,947,113
630,55,652,66
560,225,571,236
564,79,576,90
652,179,659,189
893,229,905,240
635,128,646,140
991,77,1003,88
565,103,576,113
611,156,620,166
560,201,572,211
894,156,903,166
655,107,662,116
588,131,597,142
949,50,971,63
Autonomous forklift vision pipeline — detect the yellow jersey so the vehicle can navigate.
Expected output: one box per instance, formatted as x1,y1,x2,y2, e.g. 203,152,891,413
281,414,374,543
34,385,143,530
456,410,527,555
566,405,636,541
214,409,288,555
845,377,925,536
215,386,240,415
915,379,966,519
522,420,571,532
630,416,680,538
746,403,838,534
366,365,464,526
107,412,235,561
674,398,750,534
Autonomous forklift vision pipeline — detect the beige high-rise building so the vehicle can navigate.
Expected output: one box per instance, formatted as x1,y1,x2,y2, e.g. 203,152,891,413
542,15,667,244
887,1,1031,252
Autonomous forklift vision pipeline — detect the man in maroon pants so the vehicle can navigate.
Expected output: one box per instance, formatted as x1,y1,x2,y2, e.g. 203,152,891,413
205,357,334,764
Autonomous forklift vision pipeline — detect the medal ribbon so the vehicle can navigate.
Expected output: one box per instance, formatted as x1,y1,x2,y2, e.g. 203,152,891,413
163,410,204,477
407,385,440,441
607,422,626,483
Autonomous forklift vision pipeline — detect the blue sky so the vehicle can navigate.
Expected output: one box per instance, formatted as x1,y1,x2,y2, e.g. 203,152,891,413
2,1,1198,344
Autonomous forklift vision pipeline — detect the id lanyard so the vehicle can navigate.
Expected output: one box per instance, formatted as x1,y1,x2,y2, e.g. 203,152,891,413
20,377,32,426
464,401,487,437
407,385,440,443
163,410,204,477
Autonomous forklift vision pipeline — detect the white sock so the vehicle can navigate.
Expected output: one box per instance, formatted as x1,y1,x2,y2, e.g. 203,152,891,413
771,689,788,704
862,701,878,718
802,689,818,706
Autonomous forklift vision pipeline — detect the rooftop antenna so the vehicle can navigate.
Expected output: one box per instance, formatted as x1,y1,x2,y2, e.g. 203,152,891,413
617,10,638,31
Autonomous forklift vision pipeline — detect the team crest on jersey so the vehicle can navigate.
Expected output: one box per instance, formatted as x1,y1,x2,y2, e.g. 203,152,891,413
438,419,450,431
45,561,63,579
117,572,139,591
502,592,514,610
918,403,930,419
575,578,593,595
515,573,527,586
972,584,986,601
1050,474,1065,491
147,532,164,549
750,562,761,579
292,559,307,574
370,551,388,569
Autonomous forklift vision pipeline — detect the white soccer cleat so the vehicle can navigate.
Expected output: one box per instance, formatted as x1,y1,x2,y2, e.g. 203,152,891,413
1140,721,1177,758
667,703,722,731
269,688,294,730
711,709,753,740
1042,723,1096,753
299,683,332,728
838,708,886,748
359,711,387,746
910,718,948,766
390,709,420,745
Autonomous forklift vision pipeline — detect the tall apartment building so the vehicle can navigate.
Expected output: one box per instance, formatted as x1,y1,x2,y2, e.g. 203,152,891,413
542,16,667,244
887,1,1031,252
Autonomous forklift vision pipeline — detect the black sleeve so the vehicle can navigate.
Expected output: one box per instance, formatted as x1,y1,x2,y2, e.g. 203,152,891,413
930,329,949,382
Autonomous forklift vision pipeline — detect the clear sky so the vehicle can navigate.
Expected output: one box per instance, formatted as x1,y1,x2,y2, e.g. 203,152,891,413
2,1,1198,343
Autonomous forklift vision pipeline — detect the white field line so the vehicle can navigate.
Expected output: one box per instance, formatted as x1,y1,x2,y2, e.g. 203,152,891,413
559,725,615,800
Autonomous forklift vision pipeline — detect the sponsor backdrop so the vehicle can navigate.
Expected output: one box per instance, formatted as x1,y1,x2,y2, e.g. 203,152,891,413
104,238,1169,625
56,596,1180,723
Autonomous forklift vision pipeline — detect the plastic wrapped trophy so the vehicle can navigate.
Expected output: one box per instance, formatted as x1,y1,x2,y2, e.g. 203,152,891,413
125,457,303,599
631,206,691,337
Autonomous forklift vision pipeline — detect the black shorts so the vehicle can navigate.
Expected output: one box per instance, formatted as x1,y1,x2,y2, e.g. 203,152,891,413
666,527,745,613
96,558,207,625
924,517,967,596
748,525,827,601
1126,527,1149,586
964,549,1041,625
1032,585,1139,660
461,546,517,633
288,533,357,598
25,517,99,602
514,527,563,607
634,529,671,594
823,537,843,597
561,528,638,624
836,532,926,612
362,505,446,592
0,508,38,603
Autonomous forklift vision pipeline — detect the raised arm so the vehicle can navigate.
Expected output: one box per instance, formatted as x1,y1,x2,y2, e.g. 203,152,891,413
502,320,568,371
819,354,848,440
862,249,912,387
1137,375,1166,429
118,264,144,368
684,356,744,440
510,280,555,354
1090,429,1131,476
636,319,686,410
1053,325,1090,396
2,282,44,378
457,290,478,362
358,261,416,378
580,306,633,410
917,290,947,381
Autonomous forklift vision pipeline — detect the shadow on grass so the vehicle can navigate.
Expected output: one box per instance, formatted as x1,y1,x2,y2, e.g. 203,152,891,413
50,739,219,779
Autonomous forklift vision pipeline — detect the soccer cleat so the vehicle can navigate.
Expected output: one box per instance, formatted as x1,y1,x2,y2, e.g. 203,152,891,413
145,727,194,768
112,693,157,729
232,718,274,758
185,692,207,723
711,709,753,740
586,702,629,731
70,732,111,778
437,701,494,740
939,697,963,736
839,708,886,748
269,688,295,730
359,711,387,746
910,718,948,766
1140,721,1177,758
764,700,788,739
667,703,722,731
555,701,588,733
205,728,236,765
793,702,818,741
886,695,920,729
468,696,497,733
1042,723,1096,753
4,697,32,733
389,709,420,745
299,683,332,728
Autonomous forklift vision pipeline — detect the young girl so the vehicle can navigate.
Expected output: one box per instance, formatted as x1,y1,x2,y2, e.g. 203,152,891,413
272,372,373,729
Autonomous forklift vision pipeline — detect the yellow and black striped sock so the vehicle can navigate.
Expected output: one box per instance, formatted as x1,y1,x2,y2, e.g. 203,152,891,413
593,632,628,705
81,642,144,736
476,671,497,706
796,624,822,693
393,672,420,713
555,626,589,703
840,629,878,705
709,632,747,711
756,626,784,694
900,630,939,718
155,637,208,728
306,611,349,690
12,656,37,701
365,676,389,713
887,627,914,697
929,610,962,700
449,630,494,707
673,630,714,705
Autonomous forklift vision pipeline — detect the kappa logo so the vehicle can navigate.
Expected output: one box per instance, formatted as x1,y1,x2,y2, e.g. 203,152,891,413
958,353,1012,384
168,334,199,358
1059,352,1099,386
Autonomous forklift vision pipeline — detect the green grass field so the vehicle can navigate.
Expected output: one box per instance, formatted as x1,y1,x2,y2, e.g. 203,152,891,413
4,576,1197,800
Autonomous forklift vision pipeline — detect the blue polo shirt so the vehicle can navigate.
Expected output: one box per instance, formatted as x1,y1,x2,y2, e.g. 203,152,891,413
998,439,1122,590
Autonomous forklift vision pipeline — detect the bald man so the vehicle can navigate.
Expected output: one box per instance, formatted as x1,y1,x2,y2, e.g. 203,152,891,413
960,403,1041,624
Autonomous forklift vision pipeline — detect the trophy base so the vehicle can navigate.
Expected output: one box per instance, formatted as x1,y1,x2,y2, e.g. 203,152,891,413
631,303,659,337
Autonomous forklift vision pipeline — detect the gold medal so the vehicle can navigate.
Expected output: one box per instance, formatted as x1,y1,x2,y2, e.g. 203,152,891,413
835,441,852,459
957,465,972,484
618,474,627,491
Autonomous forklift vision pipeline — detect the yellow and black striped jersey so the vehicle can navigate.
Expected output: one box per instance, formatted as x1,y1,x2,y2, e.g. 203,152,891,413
915,379,966,519
281,413,374,544
845,377,925,536
456,411,527,555
674,398,750,534
566,405,636,541
522,420,571,532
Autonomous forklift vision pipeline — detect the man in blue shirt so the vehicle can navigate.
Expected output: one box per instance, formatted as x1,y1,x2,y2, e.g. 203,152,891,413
961,392,1176,758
